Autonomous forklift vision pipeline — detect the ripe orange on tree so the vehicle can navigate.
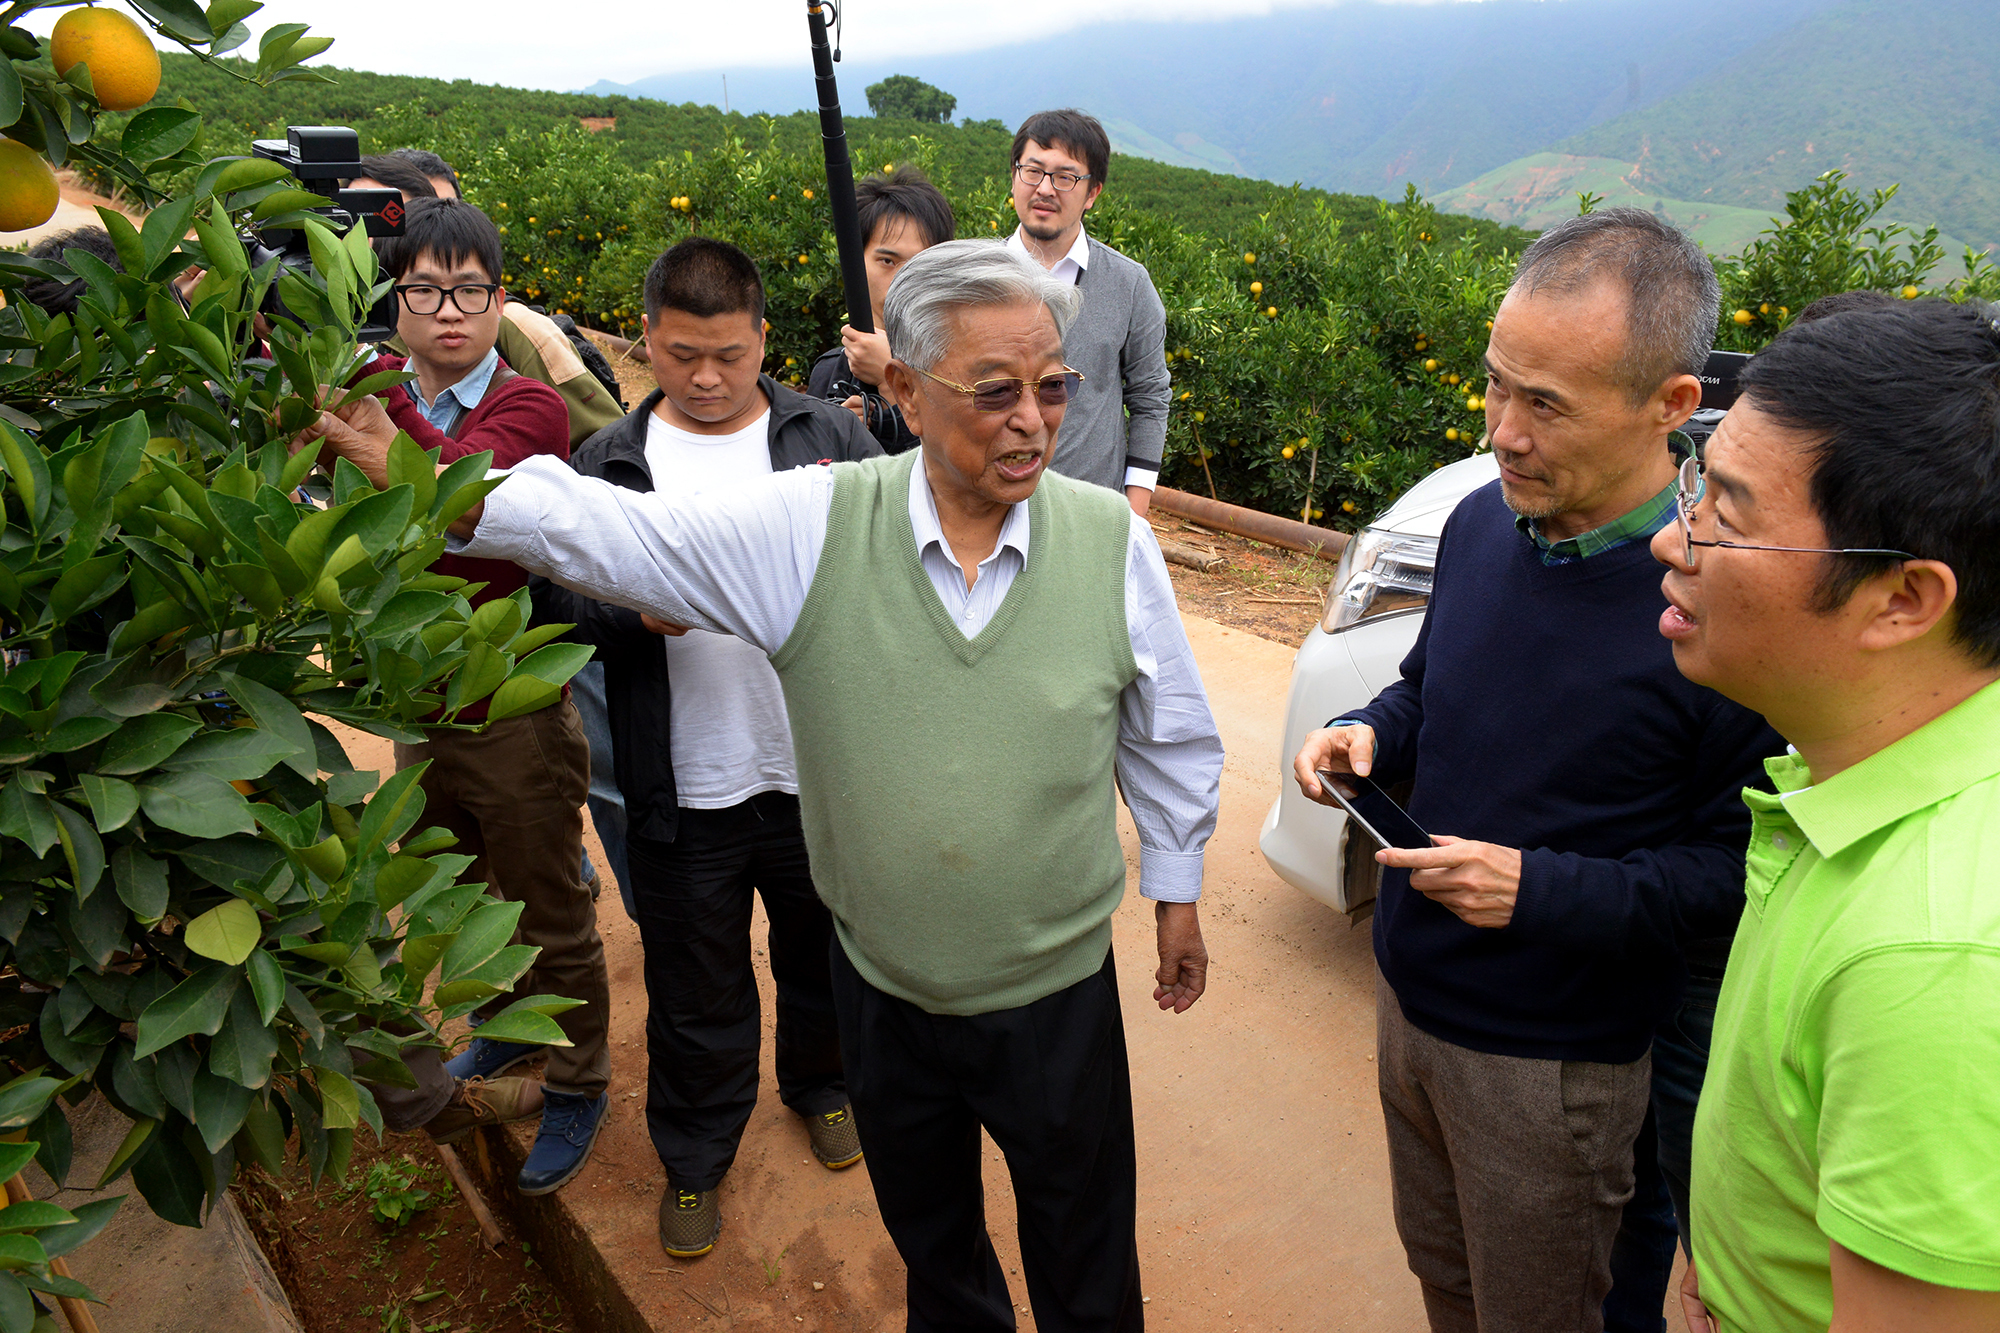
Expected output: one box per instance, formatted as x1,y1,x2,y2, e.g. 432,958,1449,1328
51,6,163,111
0,139,59,231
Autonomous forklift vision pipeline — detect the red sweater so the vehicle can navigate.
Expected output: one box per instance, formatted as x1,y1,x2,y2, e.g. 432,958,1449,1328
366,353,571,608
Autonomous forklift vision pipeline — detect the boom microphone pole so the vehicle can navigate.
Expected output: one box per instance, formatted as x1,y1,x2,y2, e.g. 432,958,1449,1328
806,0,874,335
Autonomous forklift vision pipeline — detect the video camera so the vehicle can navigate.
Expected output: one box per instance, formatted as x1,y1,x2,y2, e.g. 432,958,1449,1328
245,126,406,341
1682,349,1751,451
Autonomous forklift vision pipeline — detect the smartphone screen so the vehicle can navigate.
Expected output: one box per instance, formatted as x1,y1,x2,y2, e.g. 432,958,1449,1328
1318,771,1434,850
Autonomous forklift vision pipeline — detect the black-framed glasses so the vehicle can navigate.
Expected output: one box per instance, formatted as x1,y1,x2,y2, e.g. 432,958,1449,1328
394,282,500,315
1013,163,1092,193
1672,447,1916,569
911,365,1085,414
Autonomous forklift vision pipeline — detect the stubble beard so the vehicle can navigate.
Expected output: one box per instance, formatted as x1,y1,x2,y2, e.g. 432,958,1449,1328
1498,476,1564,520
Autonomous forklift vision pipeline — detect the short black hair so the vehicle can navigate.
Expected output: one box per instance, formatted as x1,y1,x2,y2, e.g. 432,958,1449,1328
1737,299,2000,665
19,227,122,317
1512,208,1720,402
391,147,460,197
1793,288,1900,325
349,153,438,199
383,196,504,286
644,237,764,325
858,165,955,251
1012,109,1109,188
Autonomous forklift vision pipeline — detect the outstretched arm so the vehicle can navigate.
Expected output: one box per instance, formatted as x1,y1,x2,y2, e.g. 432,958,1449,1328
299,398,831,652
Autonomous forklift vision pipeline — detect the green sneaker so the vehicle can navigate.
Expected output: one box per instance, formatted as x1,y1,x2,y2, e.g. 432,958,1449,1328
805,1104,863,1170
659,1186,720,1258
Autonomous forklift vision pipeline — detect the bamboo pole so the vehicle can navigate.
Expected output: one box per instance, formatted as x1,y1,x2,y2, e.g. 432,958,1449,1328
3,1174,101,1333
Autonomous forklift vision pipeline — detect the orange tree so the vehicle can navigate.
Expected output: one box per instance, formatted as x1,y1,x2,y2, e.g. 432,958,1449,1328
1117,187,1513,518
0,2,589,1310
1714,172,1946,350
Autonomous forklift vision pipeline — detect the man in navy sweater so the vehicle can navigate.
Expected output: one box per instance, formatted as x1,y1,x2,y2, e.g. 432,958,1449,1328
1294,210,1780,1333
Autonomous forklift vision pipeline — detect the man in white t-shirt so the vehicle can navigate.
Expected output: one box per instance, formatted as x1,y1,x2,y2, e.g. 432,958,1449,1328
532,239,881,1260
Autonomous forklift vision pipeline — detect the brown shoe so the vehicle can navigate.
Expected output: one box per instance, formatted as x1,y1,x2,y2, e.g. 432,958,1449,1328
805,1104,863,1170
659,1186,720,1258
426,1076,544,1145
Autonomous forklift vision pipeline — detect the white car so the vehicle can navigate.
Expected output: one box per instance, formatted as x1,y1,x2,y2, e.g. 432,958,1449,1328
1258,452,1498,918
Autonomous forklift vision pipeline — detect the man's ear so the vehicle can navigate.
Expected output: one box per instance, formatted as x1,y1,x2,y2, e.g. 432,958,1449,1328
1658,373,1702,431
1082,182,1104,214
1855,559,1960,654
884,362,925,436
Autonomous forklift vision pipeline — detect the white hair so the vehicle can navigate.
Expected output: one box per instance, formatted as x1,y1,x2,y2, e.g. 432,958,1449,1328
882,239,1083,372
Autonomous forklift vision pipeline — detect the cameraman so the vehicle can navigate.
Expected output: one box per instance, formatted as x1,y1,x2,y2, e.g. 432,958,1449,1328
805,165,954,454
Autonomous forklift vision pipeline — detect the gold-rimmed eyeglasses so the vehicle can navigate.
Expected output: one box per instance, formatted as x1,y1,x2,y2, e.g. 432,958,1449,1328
1672,445,1915,569
910,365,1085,414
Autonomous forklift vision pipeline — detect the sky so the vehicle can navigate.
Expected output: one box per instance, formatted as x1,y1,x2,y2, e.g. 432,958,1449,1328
59,0,1480,93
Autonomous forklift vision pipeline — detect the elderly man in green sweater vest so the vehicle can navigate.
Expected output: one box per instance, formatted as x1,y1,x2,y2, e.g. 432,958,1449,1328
307,240,1224,1332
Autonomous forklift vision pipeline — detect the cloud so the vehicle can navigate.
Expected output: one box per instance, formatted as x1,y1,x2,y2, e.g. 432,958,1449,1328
66,0,1482,92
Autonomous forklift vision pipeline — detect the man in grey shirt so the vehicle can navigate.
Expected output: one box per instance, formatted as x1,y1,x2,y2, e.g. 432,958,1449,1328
1005,109,1171,515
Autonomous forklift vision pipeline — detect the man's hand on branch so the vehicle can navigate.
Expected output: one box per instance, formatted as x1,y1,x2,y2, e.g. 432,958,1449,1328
291,392,397,491
1153,901,1208,1013
1377,836,1523,929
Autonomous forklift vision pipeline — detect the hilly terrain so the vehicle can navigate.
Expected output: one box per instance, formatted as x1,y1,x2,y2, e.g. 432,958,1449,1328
1551,0,2000,249
138,54,1533,248
592,0,1836,198
602,0,1993,257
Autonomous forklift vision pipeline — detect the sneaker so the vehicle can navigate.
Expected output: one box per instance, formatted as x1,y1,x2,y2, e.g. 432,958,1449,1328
804,1104,863,1170
658,1186,720,1258
445,1036,548,1082
516,1089,609,1196
426,1076,544,1145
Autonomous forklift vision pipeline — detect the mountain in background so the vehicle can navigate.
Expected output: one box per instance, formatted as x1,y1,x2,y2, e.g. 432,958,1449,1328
601,0,1997,254
590,0,1833,198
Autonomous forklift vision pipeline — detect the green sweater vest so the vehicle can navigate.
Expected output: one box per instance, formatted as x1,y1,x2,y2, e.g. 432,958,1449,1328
771,450,1140,1015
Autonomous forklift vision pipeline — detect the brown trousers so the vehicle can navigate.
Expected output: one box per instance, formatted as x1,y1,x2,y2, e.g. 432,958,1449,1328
395,699,611,1098
1376,976,1650,1333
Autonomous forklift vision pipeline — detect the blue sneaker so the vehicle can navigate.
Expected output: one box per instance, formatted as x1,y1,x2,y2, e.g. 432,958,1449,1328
517,1089,610,1196
445,1037,547,1082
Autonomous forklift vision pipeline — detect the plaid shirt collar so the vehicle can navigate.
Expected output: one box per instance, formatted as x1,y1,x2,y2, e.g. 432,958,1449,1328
1515,432,1688,566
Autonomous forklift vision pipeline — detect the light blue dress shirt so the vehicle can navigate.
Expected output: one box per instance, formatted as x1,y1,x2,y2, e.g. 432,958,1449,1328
409,347,500,436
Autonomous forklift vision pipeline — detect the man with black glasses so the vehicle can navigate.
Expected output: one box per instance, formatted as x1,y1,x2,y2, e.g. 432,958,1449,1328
1006,109,1170,516
353,196,614,1197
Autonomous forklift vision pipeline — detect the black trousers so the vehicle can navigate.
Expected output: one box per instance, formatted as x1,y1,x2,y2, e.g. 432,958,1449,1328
627,790,846,1190
830,943,1144,1333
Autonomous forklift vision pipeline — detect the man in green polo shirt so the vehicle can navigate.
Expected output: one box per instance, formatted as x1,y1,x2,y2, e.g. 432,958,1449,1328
1648,297,2000,1331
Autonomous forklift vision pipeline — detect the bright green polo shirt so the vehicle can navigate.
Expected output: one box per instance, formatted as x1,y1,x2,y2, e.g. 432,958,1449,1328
1691,677,2000,1331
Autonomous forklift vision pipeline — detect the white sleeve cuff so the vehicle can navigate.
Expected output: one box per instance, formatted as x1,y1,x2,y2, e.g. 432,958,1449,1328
1138,846,1205,903
1123,466,1159,492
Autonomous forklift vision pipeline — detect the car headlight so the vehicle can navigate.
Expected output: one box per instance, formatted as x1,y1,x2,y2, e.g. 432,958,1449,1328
1322,527,1437,634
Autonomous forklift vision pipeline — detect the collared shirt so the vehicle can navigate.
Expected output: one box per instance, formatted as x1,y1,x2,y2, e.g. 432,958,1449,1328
1516,477,1678,566
1005,225,1160,497
454,453,1223,902
1006,224,1091,286
408,346,500,436
1690,679,2000,1331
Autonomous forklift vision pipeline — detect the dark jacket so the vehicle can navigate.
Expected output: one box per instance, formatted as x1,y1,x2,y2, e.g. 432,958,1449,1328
530,376,882,843
807,346,920,454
